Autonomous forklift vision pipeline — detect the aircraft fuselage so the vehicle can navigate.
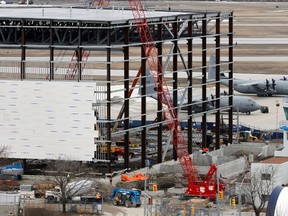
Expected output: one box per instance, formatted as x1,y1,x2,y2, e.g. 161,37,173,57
221,78,288,97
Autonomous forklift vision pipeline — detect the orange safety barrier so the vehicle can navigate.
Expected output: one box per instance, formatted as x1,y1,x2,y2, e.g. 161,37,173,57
121,173,148,181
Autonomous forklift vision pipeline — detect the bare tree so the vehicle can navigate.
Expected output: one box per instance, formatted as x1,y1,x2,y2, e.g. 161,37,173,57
47,158,93,213
0,145,8,157
0,145,10,166
241,166,277,216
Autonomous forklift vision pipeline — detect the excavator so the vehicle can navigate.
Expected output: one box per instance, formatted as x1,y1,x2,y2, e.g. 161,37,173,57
93,0,226,199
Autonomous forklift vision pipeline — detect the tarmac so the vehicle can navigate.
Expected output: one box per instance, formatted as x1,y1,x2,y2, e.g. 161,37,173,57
109,72,287,132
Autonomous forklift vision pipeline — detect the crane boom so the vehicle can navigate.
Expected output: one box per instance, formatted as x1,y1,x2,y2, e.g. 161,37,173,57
128,0,201,185
90,0,110,6
65,50,90,80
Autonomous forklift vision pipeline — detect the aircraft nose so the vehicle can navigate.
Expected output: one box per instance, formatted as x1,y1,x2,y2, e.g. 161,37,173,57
253,101,264,112
255,102,262,110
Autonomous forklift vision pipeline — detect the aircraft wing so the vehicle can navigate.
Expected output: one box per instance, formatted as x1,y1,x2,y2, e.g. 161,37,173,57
237,81,268,92
237,81,265,87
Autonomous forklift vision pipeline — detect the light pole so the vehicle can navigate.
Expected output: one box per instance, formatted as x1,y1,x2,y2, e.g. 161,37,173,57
144,171,147,216
144,159,150,216
238,177,247,216
216,163,220,216
236,107,240,143
276,100,280,129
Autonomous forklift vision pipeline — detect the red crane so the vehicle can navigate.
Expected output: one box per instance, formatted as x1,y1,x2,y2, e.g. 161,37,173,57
65,50,90,80
90,0,110,7
97,0,225,199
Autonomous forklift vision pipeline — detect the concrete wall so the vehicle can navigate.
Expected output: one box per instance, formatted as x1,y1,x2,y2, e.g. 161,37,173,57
112,147,249,186
158,155,246,179
223,143,276,159
195,157,247,179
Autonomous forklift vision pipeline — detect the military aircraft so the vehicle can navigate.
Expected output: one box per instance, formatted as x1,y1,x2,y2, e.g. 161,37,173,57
139,70,267,115
208,55,288,97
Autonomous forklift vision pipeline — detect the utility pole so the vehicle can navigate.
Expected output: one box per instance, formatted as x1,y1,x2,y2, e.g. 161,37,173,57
276,100,280,129
238,177,247,216
144,159,150,216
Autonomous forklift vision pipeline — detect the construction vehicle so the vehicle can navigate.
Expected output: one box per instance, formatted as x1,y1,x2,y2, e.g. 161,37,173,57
95,0,226,200
239,131,258,142
110,188,141,207
33,183,56,198
99,145,135,162
45,180,101,203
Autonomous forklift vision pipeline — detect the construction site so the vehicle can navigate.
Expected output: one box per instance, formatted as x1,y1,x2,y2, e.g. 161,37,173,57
0,0,288,216
0,1,234,163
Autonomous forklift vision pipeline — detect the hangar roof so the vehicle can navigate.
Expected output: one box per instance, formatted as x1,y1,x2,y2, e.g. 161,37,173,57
0,6,189,22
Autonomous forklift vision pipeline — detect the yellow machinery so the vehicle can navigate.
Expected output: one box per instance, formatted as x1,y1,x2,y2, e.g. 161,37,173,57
239,131,258,142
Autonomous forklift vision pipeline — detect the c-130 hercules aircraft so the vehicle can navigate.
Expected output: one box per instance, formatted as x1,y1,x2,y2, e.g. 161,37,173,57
208,56,288,97
139,69,267,115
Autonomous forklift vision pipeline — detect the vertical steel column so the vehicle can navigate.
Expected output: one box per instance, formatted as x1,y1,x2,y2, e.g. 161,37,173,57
215,13,221,150
22,159,27,175
20,19,26,80
77,21,82,81
172,19,178,161
123,24,130,169
187,15,193,154
157,20,163,163
141,46,147,168
49,21,54,81
107,22,112,173
201,15,207,149
228,12,234,144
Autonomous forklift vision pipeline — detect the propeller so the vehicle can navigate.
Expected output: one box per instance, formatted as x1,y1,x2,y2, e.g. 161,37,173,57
265,79,270,92
210,94,215,107
220,73,226,78
272,78,276,90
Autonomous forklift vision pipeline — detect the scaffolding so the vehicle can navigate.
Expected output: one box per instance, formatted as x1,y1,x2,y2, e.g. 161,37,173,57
0,6,234,171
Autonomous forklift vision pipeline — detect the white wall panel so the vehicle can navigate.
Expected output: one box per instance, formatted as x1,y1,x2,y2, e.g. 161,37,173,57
0,80,96,161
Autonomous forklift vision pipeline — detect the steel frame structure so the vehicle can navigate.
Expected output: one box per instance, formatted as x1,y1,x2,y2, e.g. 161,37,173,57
0,6,234,172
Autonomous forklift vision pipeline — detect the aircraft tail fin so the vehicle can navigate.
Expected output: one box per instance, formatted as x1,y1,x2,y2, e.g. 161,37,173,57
207,55,227,80
220,72,227,78
208,55,216,80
